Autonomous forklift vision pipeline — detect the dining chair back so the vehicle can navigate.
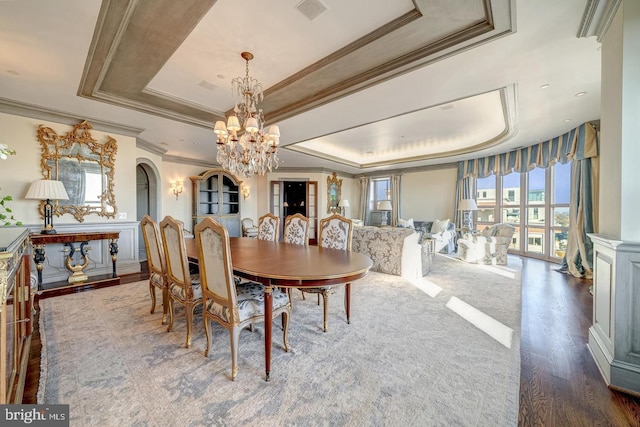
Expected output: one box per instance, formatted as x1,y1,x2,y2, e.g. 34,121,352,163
283,213,310,246
140,215,169,324
194,217,291,380
301,213,354,332
257,213,280,241
159,215,203,348
318,213,353,251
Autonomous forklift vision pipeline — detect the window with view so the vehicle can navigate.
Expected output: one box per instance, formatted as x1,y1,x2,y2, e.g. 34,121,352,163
470,161,571,262
368,177,392,226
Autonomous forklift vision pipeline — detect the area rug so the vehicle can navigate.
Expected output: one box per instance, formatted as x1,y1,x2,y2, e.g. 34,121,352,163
37,254,521,426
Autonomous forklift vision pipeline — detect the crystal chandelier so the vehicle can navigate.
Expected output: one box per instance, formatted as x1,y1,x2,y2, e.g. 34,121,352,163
214,52,280,178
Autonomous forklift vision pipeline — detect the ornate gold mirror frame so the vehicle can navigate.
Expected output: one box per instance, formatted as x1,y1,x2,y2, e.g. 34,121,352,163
326,172,342,214
37,120,118,222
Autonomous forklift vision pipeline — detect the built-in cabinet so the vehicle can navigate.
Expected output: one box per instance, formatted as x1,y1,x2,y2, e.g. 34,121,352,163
191,169,242,237
0,228,32,404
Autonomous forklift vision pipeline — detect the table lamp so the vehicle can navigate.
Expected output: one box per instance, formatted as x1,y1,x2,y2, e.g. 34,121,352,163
338,199,350,216
377,200,392,226
25,179,69,234
458,198,478,231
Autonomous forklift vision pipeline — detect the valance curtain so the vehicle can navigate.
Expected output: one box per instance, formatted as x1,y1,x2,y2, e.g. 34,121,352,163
456,123,599,278
457,123,598,179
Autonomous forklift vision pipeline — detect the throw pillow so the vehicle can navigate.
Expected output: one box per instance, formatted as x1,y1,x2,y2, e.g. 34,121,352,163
398,217,414,228
430,218,450,234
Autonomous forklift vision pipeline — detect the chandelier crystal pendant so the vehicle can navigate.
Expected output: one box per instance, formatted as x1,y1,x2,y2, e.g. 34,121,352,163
214,52,280,178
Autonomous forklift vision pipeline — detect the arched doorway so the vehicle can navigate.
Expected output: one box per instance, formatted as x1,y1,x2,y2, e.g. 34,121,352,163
136,159,161,260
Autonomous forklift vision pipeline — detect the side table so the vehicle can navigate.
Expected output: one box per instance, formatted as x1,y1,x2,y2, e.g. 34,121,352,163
421,239,434,275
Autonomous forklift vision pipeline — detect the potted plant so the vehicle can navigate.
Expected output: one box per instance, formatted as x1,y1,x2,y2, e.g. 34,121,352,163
0,143,23,226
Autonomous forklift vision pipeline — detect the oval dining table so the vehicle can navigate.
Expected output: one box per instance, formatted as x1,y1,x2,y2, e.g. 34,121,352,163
185,236,373,381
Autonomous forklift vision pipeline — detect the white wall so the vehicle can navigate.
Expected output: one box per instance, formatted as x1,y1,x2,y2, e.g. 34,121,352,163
600,1,640,240
400,166,457,222
0,112,137,226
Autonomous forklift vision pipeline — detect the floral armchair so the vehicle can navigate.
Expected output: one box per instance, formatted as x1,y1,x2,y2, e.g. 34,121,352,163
457,223,516,265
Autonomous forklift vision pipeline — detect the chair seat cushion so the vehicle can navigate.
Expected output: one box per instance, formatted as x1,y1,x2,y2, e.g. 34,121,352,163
206,282,289,323
150,271,165,288
169,274,202,301
301,286,335,293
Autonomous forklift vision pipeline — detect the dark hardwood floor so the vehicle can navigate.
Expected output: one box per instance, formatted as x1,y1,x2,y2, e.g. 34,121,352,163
22,259,640,425
518,257,640,426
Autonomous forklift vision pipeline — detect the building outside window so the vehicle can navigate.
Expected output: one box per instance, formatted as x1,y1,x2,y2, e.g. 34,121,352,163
471,161,571,262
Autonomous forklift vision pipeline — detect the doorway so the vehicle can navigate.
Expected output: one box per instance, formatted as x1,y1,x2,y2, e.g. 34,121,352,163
271,180,318,244
136,159,161,260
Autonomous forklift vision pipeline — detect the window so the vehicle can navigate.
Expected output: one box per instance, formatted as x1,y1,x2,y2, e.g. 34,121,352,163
476,176,496,226
368,177,392,225
551,162,571,259
525,167,546,255
370,178,391,211
471,161,571,262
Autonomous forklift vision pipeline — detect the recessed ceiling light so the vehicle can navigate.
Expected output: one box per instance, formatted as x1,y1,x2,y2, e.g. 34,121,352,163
575,91,587,97
540,84,550,89
563,119,572,123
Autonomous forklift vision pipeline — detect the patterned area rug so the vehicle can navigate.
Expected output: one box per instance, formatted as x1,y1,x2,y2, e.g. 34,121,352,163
38,255,521,426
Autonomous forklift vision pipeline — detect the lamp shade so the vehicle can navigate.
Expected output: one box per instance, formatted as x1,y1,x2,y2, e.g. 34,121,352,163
377,200,392,211
458,198,478,211
25,179,69,200
338,199,350,207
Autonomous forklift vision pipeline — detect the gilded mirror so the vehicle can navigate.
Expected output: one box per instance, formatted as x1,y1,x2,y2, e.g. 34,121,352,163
37,121,118,222
326,172,342,214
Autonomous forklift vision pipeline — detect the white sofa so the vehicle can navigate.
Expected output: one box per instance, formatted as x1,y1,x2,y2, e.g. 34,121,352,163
352,226,425,279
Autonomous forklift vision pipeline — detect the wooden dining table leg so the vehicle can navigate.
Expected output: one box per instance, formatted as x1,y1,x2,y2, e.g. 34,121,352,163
264,284,273,381
345,283,351,324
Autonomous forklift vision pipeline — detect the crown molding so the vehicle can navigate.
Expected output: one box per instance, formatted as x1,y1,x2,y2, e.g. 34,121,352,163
577,0,621,42
136,138,167,156
0,97,144,137
162,154,218,169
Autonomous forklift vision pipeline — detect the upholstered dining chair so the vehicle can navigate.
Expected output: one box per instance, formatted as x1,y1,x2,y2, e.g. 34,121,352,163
159,215,203,348
257,213,280,242
301,213,353,332
140,215,169,324
283,213,310,246
194,217,291,380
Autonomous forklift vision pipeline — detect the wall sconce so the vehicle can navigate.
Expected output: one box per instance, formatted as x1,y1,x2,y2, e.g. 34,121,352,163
241,184,250,200
171,180,184,200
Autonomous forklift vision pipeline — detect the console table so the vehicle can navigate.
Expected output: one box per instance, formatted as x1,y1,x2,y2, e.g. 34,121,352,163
30,231,120,292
